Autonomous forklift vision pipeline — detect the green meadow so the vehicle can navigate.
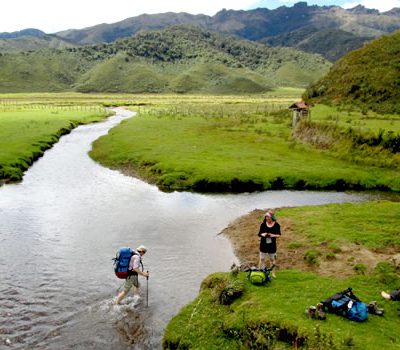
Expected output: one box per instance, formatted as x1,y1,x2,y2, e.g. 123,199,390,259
163,269,400,350
279,201,400,249
310,104,400,134
0,96,110,181
90,95,400,192
163,200,400,350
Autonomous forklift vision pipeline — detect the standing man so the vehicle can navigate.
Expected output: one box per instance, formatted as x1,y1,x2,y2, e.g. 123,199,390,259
258,210,281,278
115,245,149,305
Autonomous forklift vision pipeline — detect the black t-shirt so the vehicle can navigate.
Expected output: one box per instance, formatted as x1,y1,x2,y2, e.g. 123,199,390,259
258,221,281,253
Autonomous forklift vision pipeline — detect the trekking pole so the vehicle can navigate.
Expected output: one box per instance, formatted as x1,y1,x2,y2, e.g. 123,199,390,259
146,270,149,308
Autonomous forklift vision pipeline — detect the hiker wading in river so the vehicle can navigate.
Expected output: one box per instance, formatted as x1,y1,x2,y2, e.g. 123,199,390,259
115,245,149,305
258,210,281,278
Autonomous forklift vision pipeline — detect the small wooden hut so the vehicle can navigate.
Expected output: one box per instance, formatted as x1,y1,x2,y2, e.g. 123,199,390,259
289,100,310,127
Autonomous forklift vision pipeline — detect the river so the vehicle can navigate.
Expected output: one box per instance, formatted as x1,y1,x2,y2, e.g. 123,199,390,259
0,108,379,349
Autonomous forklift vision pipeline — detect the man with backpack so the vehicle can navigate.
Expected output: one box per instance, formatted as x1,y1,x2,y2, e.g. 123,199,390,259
115,245,150,305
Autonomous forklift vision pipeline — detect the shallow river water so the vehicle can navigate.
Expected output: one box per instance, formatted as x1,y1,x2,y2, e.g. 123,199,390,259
0,108,380,349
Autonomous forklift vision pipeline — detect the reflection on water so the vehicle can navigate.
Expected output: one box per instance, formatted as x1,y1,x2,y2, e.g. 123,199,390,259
0,108,380,349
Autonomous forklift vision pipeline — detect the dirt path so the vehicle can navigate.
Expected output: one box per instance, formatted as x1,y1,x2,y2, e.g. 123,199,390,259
221,209,399,278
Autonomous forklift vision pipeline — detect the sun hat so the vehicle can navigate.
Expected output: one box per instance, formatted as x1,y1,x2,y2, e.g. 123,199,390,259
265,210,276,221
136,245,147,253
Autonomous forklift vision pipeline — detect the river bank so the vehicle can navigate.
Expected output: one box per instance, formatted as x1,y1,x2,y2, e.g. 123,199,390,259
89,100,400,193
222,203,400,278
163,200,400,349
0,106,109,182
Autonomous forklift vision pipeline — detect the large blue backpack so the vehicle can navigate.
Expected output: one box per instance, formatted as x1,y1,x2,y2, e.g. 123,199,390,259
113,247,136,279
322,287,368,322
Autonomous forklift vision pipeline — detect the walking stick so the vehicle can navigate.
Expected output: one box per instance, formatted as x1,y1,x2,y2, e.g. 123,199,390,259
146,270,149,308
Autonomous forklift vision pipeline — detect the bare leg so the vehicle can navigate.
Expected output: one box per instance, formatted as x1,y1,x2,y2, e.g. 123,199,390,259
259,255,265,269
133,286,141,297
270,257,276,278
115,290,126,305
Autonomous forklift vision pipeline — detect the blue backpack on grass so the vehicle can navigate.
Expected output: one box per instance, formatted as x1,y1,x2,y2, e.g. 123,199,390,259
322,287,368,322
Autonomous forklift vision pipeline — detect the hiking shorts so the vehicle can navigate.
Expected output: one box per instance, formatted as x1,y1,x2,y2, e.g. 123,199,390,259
124,274,139,293
260,251,276,260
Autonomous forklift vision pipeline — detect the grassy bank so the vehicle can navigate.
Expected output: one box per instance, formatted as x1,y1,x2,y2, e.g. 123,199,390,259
163,200,400,349
0,101,109,182
90,96,400,192
293,104,400,169
163,270,400,350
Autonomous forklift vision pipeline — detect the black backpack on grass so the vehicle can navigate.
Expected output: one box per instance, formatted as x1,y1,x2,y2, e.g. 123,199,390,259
322,287,368,322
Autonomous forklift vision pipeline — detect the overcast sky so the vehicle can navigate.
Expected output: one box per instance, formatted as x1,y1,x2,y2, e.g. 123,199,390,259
1,0,399,33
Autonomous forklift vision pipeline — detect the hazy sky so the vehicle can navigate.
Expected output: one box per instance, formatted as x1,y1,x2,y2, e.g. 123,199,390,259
1,0,399,33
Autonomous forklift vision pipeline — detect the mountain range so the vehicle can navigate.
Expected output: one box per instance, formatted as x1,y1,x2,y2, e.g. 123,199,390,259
0,26,331,93
1,2,400,61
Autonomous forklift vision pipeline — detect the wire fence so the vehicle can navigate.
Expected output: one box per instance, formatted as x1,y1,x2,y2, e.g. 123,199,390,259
0,100,108,113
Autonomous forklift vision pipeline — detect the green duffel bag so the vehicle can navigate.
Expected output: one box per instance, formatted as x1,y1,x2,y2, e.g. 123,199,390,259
249,270,267,285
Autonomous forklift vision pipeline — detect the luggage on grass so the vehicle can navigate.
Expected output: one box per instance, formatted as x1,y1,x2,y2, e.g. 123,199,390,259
322,287,368,322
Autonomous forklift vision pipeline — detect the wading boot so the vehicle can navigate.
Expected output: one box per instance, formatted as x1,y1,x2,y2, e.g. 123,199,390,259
367,301,384,316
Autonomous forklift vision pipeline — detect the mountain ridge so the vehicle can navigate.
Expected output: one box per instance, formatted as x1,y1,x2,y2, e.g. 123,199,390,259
0,25,331,93
1,2,400,61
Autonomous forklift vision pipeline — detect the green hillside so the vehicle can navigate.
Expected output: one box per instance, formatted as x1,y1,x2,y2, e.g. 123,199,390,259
304,30,400,113
0,50,97,92
0,26,331,94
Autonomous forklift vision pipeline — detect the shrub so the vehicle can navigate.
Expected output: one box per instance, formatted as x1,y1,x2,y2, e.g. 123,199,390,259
201,273,228,290
354,263,367,275
288,242,304,249
213,278,245,305
304,250,321,266
329,243,342,254
325,252,336,261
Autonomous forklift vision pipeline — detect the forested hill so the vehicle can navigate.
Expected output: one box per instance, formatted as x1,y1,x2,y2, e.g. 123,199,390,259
303,30,400,114
47,2,400,62
0,26,331,94
1,2,400,61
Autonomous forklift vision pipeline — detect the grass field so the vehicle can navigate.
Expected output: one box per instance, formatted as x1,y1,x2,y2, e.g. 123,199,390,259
0,90,301,183
163,270,400,350
310,104,400,134
1,92,399,191
0,100,110,181
90,96,400,192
